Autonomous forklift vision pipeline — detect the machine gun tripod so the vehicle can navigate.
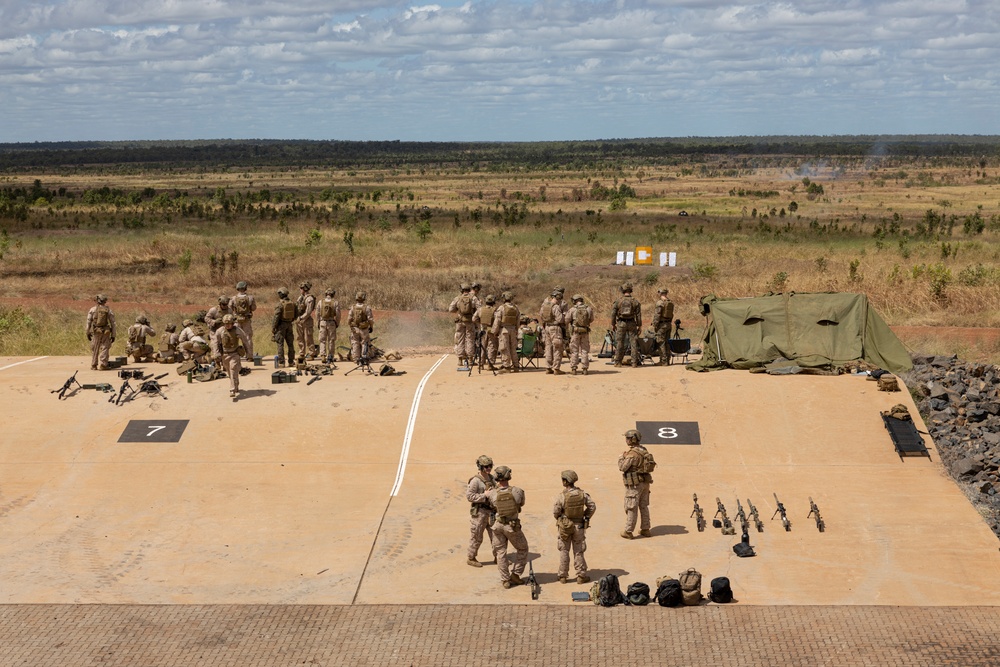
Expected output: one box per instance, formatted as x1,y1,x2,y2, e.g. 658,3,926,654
345,336,377,376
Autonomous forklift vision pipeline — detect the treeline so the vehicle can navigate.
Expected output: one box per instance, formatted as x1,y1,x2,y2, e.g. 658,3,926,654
1,136,1000,170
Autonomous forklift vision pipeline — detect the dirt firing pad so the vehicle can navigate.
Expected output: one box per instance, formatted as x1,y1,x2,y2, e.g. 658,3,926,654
2,354,1000,605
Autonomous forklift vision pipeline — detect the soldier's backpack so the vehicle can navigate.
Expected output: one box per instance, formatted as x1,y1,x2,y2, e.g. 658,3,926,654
637,447,657,474
192,323,208,338
678,568,703,606
128,325,141,344
626,582,651,606
457,294,475,319
233,294,252,317
349,305,370,329
281,300,298,322
538,299,556,325
93,305,110,328
595,573,627,607
572,305,592,332
320,298,337,320
617,297,636,321
655,578,682,607
708,577,733,604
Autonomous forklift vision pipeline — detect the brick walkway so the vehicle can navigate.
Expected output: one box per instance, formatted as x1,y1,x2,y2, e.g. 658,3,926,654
3,605,999,666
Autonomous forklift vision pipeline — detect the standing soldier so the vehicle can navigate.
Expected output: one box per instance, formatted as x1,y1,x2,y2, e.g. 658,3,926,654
272,287,297,366
178,318,210,362
206,296,232,333
317,288,341,364
470,282,483,310
211,314,251,399
449,283,476,370
541,289,565,375
229,281,257,361
154,323,180,363
611,282,642,367
296,282,317,362
566,294,594,375
125,315,156,363
347,291,374,363
473,294,498,370
618,429,656,539
86,294,116,370
466,455,497,567
651,287,675,365
487,466,529,589
553,470,596,584
492,292,521,374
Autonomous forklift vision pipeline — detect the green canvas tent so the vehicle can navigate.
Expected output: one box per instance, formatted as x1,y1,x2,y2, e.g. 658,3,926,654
688,292,912,374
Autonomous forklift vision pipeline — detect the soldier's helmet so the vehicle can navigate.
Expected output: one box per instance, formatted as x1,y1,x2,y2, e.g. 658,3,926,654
551,289,561,298
621,282,633,293
561,469,579,485
471,282,481,290
222,314,235,325
494,465,512,481
501,291,513,302
136,315,149,325
485,294,496,305
236,281,248,291
572,294,584,303
165,323,176,333
460,283,471,291
519,315,529,324
554,286,565,294
476,455,494,469
300,281,311,291
325,288,336,296
95,294,108,304
624,429,641,444
182,319,194,328
356,291,367,302
658,287,669,295
277,287,289,298
218,296,229,305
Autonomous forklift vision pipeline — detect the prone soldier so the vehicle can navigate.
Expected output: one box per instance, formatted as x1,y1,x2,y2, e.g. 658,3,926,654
487,465,529,589
553,469,596,584
611,282,642,367
272,287,297,366
566,294,594,375
492,292,521,374
229,281,257,360
296,282,317,361
466,455,497,567
317,288,341,364
211,314,251,399
86,294,116,370
125,315,156,363
618,429,656,539
651,287,675,365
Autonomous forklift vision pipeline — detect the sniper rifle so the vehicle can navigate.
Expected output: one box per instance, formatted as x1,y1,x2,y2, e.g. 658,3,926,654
808,497,826,532
527,559,540,600
772,493,791,531
690,493,706,532
714,497,736,535
735,498,750,536
747,498,764,532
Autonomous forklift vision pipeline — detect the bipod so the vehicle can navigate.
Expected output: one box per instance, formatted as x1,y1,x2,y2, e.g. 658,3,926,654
52,370,82,400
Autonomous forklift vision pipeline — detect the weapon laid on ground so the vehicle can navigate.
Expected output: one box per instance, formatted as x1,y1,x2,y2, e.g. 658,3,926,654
137,378,168,401
808,497,825,532
691,493,706,532
714,497,736,535
307,375,321,385
772,493,791,531
527,559,540,600
735,498,750,536
747,498,764,533
81,382,114,393
113,378,133,405
52,370,82,400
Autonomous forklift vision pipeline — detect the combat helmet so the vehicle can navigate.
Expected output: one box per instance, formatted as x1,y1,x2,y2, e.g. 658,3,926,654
460,283,471,291
135,315,149,325
494,465,512,481
236,281,248,291
95,294,108,304
572,294,584,303
501,291,513,302
218,295,229,305
325,288,336,296
561,470,579,485
300,281,311,291
624,429,641,445
277,287,289,298
165,323,177,333
182,318,194,328
476,455,494,469
621,282,633,293
356,291,367,302
222,314,235,325
485,294,496,305
658,287,669,295
551,289,561,298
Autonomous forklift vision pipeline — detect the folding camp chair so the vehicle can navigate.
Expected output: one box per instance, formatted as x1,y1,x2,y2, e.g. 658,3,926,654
669,338,692,364
518,333,539,369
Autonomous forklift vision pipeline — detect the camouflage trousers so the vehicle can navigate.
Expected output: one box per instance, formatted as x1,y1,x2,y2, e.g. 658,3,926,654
569,331,591,371
544,325,564,371
350,326,370,362
220,351,242,393
468,507,495,562
90,330,112,369
273,322,295,364
557,527,589,579
624,482,651,533
295,317,315,359
238,317,254,360
498,326,517,369
614,323,639,366
654,325,671,364
491,521,528,585
453,321,475,362
318,320,338,360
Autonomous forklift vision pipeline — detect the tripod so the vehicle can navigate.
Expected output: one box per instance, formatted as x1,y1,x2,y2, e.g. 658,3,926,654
345,340,374,375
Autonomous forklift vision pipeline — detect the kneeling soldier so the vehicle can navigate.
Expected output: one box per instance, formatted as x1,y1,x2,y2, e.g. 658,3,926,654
553,469,596,584
487,465,529,589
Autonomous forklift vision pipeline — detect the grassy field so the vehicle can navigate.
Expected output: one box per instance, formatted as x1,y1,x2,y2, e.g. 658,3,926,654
3,149,1000,360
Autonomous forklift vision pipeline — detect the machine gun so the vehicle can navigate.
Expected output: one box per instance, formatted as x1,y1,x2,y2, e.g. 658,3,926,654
51,370,82,400
808,497,826,532
735,498,750,536
714,497,736,535
690,493,706,532
527,559,540,600
598,329,615,358
112,377,133,405
772,493,791,531
345,337,377,376
747,498,764,533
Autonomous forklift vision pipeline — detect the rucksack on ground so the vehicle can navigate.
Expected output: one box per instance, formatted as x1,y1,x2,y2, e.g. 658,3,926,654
709,576,733,603
654,578,682,607
626,582,650,606
596,573,627,607
678,568,703,606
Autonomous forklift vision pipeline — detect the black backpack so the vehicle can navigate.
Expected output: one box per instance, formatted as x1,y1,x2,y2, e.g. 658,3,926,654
597,574,628,607
655,578,682,607
626,582,650,606
709,577,733,603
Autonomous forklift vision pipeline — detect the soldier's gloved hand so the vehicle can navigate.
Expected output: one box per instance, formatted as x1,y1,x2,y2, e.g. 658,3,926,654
369,324,374,333
87,333,92,341
110,337,115,343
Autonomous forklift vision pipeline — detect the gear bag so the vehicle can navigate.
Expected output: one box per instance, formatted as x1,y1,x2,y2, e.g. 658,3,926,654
596,574,628,607
709,577,733,603
456,294,475,319
539,299,556,325
500,304,519,327
572,305,592,332
128,325,142,345
655,578,682,607
626,582,651,606
678,568,703,606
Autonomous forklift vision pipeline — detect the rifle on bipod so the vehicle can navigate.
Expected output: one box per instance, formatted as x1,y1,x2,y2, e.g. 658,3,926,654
690,494,706,532
735,498,750,536
714,497,736,535
112,378,133,405
772,493,791,531
808,497,825,532
747,498,764,532
527,559,540,600
51,370,82,400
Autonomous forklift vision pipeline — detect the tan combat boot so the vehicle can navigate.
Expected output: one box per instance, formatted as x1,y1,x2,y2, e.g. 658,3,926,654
620,530,634,540
577,575,591,584
467,558,482,568
509,573,523,585
639,529,651,538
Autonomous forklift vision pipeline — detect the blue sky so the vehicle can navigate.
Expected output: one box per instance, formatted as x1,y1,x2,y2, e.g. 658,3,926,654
2,0,997,142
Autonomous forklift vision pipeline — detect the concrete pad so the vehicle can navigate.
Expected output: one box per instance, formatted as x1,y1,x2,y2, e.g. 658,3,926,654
2,355,999,605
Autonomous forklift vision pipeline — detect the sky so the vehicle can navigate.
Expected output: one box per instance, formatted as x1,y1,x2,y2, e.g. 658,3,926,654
2,0,998,142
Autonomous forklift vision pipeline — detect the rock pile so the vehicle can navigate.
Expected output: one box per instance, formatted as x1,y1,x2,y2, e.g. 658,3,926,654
902,353,1000,540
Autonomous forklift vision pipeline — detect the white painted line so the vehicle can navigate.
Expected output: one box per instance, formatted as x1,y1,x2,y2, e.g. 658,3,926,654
391,354,448,496
0,356,48,372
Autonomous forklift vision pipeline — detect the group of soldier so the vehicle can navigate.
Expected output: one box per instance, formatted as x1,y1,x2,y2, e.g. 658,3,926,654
449,281,676,375
465,429,656,589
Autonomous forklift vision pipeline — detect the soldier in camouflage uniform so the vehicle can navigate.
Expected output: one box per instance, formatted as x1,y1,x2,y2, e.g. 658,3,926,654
611,282,642,367
618,429,656,539
473,294,498,369
272,287,297,366
177,318,210,361
492,292,521,374
125,315,156,363
317,288,341,363
651,287,675,365
347,291,374,363
566,294,594,375
211,314,251,399
487,466,529,589
296,282,317,361
206,296,232,333
553,470,596,584
465,455,497,567
448,283,477,369
85,294,116,370
154,323,180,363
541,289,565,375
229,281,257,360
